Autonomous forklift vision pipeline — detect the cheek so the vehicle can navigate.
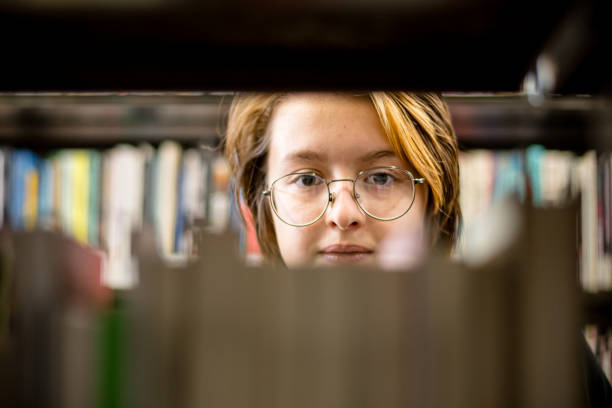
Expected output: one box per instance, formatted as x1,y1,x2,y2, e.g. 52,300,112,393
382,188,428,237
274,218,321,267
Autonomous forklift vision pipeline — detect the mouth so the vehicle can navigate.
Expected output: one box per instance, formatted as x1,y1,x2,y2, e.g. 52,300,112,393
318,244,374,264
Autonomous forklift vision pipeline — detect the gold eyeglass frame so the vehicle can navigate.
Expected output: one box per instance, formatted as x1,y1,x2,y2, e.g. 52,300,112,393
262,166,425,227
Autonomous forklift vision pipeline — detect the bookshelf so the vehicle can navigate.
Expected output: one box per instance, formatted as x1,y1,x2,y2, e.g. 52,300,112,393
0,93,230,148
1,93,610,150
0,0,611,405
2,93,611,322
448,95,612,152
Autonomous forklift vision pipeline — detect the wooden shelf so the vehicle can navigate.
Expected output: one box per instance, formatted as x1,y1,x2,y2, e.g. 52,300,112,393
0,93,609,151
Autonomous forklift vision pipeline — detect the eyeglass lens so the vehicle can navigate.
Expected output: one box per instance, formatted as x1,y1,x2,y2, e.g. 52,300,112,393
271,173,329,226
270,168,416,226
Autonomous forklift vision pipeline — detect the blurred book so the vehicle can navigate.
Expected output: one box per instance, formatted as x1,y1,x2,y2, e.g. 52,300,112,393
7,150,39,231
155,140,181,257
459,146,612,293
0,142,232,289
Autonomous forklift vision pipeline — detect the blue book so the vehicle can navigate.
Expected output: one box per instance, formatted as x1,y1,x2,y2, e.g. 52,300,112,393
493,150,525,203
511,150,526,202
173,161,185,254
8,150,39,230
37,157,54,229
0,148,8,228
526,145,545,206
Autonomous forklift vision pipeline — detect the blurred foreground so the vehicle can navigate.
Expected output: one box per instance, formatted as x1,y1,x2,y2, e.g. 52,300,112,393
0,203,581,407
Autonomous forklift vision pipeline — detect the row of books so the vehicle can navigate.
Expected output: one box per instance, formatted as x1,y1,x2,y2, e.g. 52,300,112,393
585,325,612,384
0,142,232,289
4,142,611,292
459,146,610,292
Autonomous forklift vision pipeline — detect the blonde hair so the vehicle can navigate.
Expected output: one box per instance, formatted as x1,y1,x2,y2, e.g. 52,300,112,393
225,92,460,261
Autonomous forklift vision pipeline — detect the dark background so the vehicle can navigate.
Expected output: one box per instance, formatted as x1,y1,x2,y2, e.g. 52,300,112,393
0,0,610,94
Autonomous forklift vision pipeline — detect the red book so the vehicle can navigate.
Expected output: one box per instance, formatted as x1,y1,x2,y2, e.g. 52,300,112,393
239,199,262,261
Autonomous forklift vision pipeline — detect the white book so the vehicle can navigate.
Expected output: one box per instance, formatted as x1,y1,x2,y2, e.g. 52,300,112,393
457,150,495,255
541,151,574,206
101,145,145,289
182,149,206,222
155,141,182,256
208,156,230,234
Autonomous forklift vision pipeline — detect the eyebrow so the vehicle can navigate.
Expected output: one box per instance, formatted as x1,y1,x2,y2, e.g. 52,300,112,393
283,150,328,163
358,150,397,163
282,149,397,165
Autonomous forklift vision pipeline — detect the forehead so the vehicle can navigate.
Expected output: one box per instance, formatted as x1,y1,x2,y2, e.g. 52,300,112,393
267,93,393,168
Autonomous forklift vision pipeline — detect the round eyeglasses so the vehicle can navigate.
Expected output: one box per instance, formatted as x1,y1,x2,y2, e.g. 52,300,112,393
262,166,425,227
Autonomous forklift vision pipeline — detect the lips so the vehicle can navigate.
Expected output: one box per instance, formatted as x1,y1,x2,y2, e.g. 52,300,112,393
319,244,374,264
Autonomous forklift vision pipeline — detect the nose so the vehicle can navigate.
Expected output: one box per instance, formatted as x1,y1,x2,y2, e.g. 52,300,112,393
325,181,366,231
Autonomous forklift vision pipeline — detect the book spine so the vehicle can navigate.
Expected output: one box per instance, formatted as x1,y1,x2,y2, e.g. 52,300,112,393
50,153,61,232
604,154,612,290
73,150,90,245
88,151,101,247
173,160,185,254
143,146,157,230
60,151,73,238
156,141,181,256
37,157,54,230
23,151,39,231
580,151,598,292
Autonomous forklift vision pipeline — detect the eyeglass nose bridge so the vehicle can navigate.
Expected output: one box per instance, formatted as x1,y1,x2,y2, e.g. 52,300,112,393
326,178,359,203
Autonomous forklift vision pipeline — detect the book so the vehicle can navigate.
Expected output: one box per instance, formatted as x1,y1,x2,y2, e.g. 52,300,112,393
72,150,90,245
88,151,101,247
59,150,74,239
7,150,39,231
579,151,598,292
175,148,206,255
173,159,185,254
37,157,55,230
155,141,181,257
208,156,231,234
140,143,156,230
101,145,145,289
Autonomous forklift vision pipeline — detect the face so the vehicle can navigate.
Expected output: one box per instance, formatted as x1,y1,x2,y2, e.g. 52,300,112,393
266,93,428,268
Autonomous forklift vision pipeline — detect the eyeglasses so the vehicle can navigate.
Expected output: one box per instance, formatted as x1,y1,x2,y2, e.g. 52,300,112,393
262,166,425,227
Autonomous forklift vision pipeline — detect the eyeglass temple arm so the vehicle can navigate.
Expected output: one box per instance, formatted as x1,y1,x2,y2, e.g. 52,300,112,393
262,190,270,196
415,178,425,184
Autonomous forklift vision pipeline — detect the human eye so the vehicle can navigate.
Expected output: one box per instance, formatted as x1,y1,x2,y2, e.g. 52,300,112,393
364,171,396,186
288,172,324,188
